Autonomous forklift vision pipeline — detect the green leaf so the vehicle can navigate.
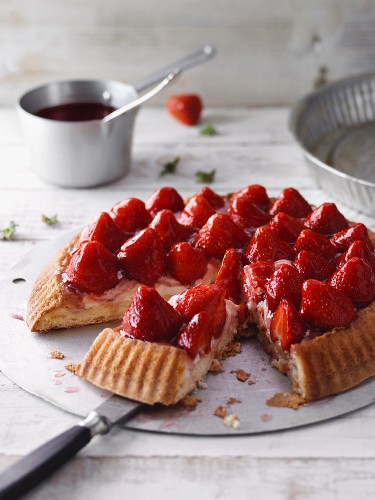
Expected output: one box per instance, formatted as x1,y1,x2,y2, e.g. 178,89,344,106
200,124,218,136
0,221,18,241
159,156,180,177
42,214,59,226
195,169,216,184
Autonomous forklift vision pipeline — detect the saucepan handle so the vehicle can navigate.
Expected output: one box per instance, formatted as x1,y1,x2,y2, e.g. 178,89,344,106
133,45,216,93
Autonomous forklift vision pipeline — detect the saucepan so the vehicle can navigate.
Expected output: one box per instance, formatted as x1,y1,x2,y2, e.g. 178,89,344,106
17,45,216,188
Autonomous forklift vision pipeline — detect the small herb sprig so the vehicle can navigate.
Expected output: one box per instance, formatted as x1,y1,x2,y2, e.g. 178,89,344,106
42,214,59,226
195,169,216,184
159,157,180,177
200,124,218,136
0,221,18,241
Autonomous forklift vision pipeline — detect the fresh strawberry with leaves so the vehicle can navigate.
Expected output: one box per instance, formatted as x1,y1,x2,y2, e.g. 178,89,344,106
294,250,335,281
299,280,355,331
304,202,348,235
117,228,166,285
167,94,203,125
216,248,243,303
270,188,312,218
331,223,374,252
266,264,303,311
177,311,211,358
268,212,304,243
196,186,224,209
242,261,274,301
235,184,270,211
64,241,119,294
167,242,207,285
172,284,226,338
110,198,151,233
179,195,216,229
270,299,306,351
329,257,375,307
294,229,336,260
244,226,295,264
145,187,184,216
122,286,182,342
79,212,125,253
228,194,271,229
150,209,191,251
194,214,248,259
336,240,375,274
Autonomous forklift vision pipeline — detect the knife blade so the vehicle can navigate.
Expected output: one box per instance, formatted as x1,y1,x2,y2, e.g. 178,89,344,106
0,395,145,500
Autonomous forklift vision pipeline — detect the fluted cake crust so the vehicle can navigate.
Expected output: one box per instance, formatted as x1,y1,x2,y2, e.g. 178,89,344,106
77,308,238,405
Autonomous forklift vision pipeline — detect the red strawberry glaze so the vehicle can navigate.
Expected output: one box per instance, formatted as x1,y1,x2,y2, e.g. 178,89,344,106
270,299,306,351
294,250,335,281
179,195,216,229
295,229,336,260
110,198,151,233
196,187,225,209
167,242,207,285
228,193,271,229
177,311,211,358
304,203,348,235
150,209,191,251
216,248,243,304
331,223,374,252
335,240,375,274
244,226,295,264
79,212,125,253
268,212,304,244
270,188,312,218
266,264,303,312
234,184,270,211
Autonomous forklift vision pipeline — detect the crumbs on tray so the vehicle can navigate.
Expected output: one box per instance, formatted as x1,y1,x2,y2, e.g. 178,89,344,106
65,363,79,374
230,369,250,382
49,350,65,360
180,395,202,410
221,341,243,360
209,359,224,372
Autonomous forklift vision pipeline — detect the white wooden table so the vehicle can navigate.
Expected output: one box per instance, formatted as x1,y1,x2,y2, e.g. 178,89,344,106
0,106,375,500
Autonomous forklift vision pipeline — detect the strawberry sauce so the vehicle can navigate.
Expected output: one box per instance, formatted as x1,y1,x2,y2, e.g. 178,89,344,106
36,102,116,122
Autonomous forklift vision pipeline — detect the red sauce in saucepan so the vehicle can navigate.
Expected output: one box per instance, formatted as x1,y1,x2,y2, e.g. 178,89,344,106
35,102,116,122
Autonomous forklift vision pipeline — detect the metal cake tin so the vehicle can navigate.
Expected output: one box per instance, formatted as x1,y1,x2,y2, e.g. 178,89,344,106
290,73,375,215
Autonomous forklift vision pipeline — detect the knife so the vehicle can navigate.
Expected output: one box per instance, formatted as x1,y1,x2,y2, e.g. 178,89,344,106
0,396,145,500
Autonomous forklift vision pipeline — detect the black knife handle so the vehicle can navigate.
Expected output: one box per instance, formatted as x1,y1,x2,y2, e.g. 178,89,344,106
0,412,110,500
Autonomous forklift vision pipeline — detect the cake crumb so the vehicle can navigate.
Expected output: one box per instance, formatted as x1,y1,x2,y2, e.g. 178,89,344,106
180,395,202,410
197,380,208,389
49,350,65,360
227,397,242,405
224,413,241,430
210,359,224,372
267,391,306,410
214,405,227,419
65,363,79,374
247,379,255,385
230,369,250,382
221,341,243,360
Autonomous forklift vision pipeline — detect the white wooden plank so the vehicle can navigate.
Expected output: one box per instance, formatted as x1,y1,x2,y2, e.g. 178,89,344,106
2,1,375,106
1,455,375,500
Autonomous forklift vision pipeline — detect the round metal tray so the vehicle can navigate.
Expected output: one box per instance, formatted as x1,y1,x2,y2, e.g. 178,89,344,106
290,73,375,215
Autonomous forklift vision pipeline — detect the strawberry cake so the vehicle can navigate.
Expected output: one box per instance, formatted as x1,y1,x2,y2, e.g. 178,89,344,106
27,185,375,405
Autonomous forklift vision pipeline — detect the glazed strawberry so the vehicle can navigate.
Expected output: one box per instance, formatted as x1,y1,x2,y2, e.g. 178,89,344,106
294,229,336,260
172,284,226,338
110,198,151,233
216,248,242,303
268,212,304,243
145,187,184,216
294,250,335,281
228,194,271,229
270,188,312,218
244,226,295,264
122,286,182,342
179,195,215,229
194,214,248,259
236,184,270,211
270,299,306,351
300,280,355,331
167,94,203,125
150,209,191,251
117,228,166,285
336,241,375,274
266,264,303,311
329,257,375,307
196,186,224,209
167,242,207,285
304,203,348,235
64,241,119,294
242,261,274,301
331,223,374,252
177,311,211,358
79,212,125,252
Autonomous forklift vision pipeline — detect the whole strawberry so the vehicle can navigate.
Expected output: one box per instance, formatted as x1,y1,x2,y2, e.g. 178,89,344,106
167,94,203,125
